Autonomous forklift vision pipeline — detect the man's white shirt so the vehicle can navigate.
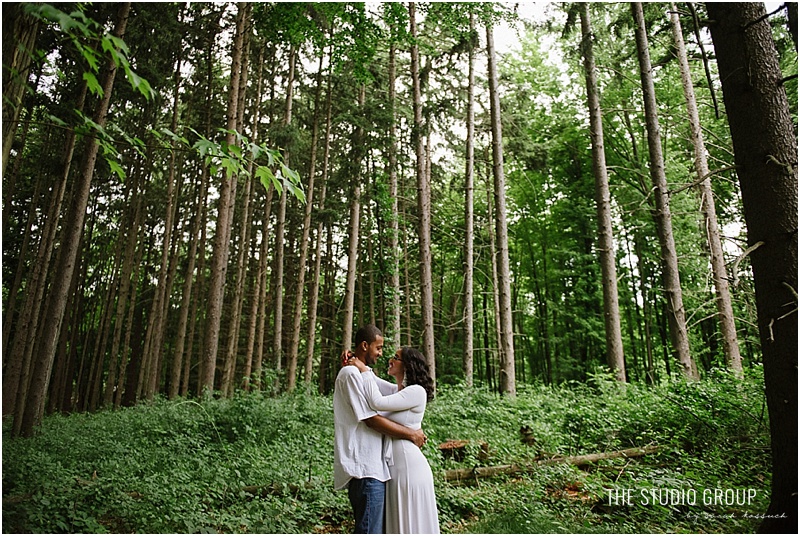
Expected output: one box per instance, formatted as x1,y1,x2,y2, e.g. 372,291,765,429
333,366,398,489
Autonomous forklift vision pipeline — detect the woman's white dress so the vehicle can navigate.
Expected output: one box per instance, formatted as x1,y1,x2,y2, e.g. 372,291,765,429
361,371,440,534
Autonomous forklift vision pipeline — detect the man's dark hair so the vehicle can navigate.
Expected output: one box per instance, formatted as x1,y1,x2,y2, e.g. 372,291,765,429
354,324,383,347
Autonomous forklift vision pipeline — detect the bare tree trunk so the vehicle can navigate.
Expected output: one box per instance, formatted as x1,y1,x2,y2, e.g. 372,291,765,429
240,45,267,392
142,53,184,401
2,3,39,177
631,2,697,380
486,22,516,396
3,75,86,418
387,42,402,350
488,181,502,390
707,4,797,530
461,13,477,387
200,2,247,396
219,24,254,397
409,2,436,380
579,3,626,382
305,43,334,385
105,177,142,405
342,85,367,351
252,185,275,391
272,44,297,387
287,50,324,391
669,4,742,376
17,2,131,437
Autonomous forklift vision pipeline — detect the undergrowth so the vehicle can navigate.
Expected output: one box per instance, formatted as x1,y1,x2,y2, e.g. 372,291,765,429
3,366,770,533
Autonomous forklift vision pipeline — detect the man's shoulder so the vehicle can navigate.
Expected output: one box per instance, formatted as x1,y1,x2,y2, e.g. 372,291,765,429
334,365,361,388
336,365,360,379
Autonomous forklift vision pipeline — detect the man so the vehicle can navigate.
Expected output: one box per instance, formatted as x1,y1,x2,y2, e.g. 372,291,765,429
333,324,427,534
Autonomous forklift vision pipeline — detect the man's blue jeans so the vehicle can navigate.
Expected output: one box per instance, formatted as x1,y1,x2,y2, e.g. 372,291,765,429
348,477,385,534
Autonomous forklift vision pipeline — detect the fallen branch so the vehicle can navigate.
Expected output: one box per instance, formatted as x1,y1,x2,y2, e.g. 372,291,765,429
443,445,660,482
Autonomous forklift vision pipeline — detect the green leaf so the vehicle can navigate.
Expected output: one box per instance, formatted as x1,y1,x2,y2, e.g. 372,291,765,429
285,179,306,205
78,43,100,72
255,166,275,192
46,114,68,128
82,71,103,97
220,158,240,179
107,158,126,180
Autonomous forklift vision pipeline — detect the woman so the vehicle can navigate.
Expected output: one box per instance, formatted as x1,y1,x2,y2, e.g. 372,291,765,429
348,347,440,534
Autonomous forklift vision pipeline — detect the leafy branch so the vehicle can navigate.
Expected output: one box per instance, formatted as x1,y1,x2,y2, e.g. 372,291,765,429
24,3,154,101
158,127,306,204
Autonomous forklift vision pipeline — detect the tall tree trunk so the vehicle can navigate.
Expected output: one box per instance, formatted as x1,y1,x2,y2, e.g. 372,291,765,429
342,85,367,351
2,2,39,177
670,3,742,376
2,74,86,418
631,2,698,380
252,185,275,391
272,44,297,386
463,12,476,388
221,23,254,397
241,45,267,392
305,41,335,386
486,22,516,396
287,49,324,391
388,42,402,350
488,180,502,391
106,176,143,405
707,4,797,531
409,2,436,380
200,2,247,395
17,2,131,437
579,3,626,382
142,49,184,401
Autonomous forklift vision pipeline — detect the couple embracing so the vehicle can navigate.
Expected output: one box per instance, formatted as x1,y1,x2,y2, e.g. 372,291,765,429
333,325,440,534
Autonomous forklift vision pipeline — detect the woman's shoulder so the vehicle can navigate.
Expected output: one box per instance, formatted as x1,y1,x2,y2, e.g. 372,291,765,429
405,383,428,399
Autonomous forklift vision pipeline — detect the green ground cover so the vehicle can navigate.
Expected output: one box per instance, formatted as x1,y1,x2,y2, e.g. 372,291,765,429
3,367,770,533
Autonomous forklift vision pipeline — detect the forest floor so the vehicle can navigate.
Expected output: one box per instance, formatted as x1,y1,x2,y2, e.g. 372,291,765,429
3,367,771,533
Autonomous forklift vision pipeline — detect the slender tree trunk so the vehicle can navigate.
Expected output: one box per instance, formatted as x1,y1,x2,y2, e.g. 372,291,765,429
387,42,402,350
272,44,297,386
252,184,275,391
3,74,86,418
2,3,39,177
670,4,742,376
462,13,476,388
305,42,335,386
488,181,502,391
240,45,267,391
579,3,626,382
200,2,247,395
342,84,367,351
220,24,254,397
409,2,436,379
17,2,131,437
106,177,142,405
287,50,324,391
707,4,798,531
142,52,184,401
631,2,698,380
486,22,516,395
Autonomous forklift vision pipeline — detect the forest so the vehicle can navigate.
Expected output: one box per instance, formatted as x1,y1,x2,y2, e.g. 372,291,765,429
2,1,797,533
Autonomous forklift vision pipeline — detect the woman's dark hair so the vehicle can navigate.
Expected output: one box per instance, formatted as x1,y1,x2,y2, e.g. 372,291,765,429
400,347,435,402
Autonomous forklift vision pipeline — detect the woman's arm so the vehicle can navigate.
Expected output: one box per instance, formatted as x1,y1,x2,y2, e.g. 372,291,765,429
361,370,424,412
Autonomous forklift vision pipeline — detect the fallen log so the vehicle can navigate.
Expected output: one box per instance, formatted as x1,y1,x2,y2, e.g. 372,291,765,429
443,444,660,482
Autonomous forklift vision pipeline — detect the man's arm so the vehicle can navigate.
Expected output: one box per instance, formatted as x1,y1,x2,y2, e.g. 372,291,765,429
364,415,426,448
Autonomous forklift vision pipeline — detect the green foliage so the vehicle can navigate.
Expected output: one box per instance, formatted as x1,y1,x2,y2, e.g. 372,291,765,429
25,3,154,101
3,372,770,533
